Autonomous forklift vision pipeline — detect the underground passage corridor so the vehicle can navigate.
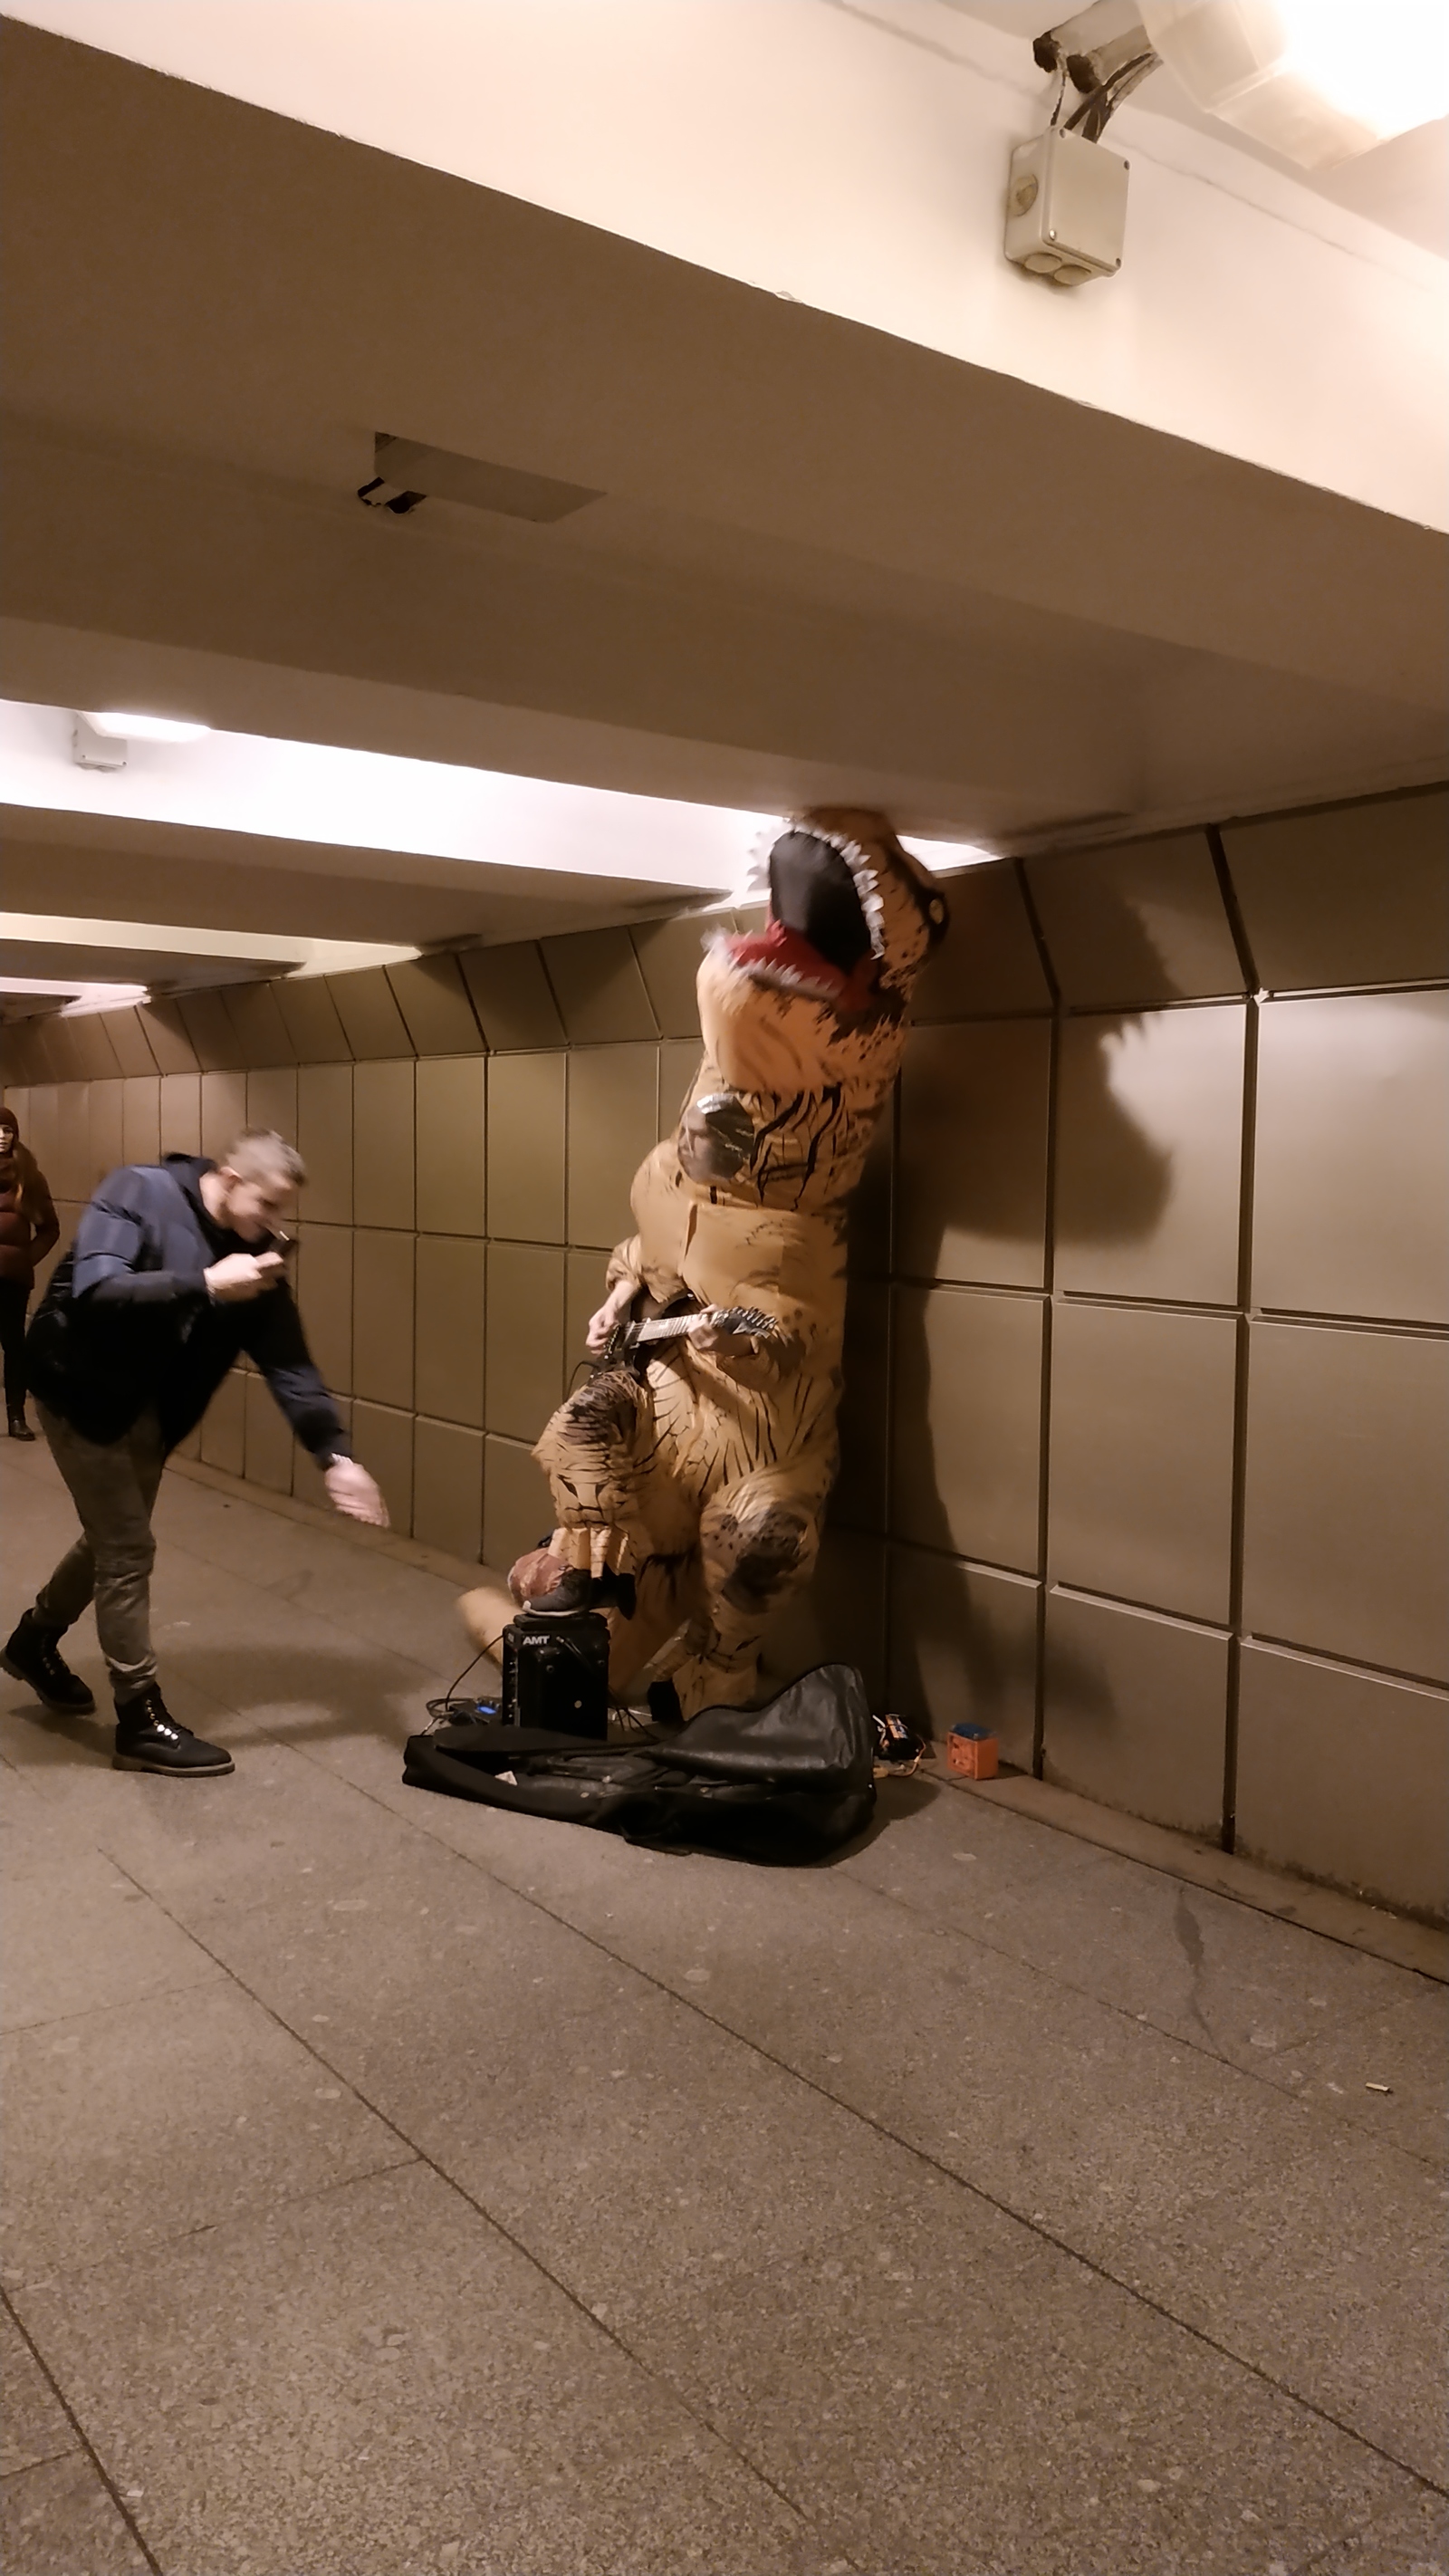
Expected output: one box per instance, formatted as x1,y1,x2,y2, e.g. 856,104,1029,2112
3,1430,1445,2574
3,2,1447,2569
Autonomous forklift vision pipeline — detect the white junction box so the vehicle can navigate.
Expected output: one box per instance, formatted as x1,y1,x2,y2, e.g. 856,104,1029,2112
1004,127,1128,285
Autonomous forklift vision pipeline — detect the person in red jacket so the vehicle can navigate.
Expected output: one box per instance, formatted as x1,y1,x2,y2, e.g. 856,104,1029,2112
0,1103,59,1442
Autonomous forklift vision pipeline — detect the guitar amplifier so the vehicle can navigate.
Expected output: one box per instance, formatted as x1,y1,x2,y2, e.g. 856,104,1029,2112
500,1610,610,1740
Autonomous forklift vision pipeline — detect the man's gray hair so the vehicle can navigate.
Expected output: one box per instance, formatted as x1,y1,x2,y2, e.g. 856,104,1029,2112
221,1128,306,1187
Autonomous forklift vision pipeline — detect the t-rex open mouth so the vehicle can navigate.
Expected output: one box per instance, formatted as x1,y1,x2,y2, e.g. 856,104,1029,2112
726,827,880,1007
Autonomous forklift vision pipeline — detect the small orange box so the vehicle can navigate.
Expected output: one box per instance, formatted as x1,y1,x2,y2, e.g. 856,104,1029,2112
947,1726,998,1780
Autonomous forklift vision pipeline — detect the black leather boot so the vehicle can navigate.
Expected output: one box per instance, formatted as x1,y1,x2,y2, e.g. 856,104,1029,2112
1,1611,96,1714
113,1683,234,1776
7,1410,35,1441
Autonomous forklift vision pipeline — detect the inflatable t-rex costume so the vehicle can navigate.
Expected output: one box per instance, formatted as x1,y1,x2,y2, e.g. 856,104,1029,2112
462,812,947,1717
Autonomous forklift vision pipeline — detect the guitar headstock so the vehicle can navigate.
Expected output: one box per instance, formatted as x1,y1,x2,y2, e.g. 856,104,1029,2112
708,1305,775,1339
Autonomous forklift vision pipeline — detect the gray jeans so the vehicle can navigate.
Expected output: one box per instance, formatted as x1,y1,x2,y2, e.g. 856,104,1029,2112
34,1404,166,1697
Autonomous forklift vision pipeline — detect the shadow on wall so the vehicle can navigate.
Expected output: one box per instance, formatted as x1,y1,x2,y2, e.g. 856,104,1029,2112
883,880,1179,1755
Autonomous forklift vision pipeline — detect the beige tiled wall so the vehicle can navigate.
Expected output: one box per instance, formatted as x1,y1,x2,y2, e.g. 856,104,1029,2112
5,789,1446,1918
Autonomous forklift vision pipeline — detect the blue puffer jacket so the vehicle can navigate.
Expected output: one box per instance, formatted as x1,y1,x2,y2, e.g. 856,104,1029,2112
27,1155,350,1458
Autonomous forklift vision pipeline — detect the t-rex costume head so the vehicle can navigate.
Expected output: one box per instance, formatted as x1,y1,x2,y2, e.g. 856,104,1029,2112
465,810,949,1719
681,809,949,1212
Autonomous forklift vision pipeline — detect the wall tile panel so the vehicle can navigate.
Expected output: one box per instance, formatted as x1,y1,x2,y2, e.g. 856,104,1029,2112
199,1366,246,1475
64,1015,122,1081
1043,1589,1229,1836
134,1000,197,1076
1243,1320,1449,1682
846,1109,894,1283
630,917,709,1038
199,1070,249,1163
176,990,242,1073
295,1223,352,1399
1223,789,1447,993
897,1021,1050,1287
413,1418,484,1563
102,1007,163,1077
296,1064,351,1225
1056,1004,1244,1305
1026,832,1243,1006
386,955,482,1057
89,1081,123,1189
911,862,1051,1020
243,1370,295,1495
485,1244,564,1442
891,1284,1042,1573
351,1060,414,1232
1235,1642,1448,1923
225,984,295,1071
487,1053,565,1243
246,1066,299,1145
416,1058,486,1235
544,928,657,1044
1050,1301,1237,1624
888,1545,1039,1766
415,1235,485,1429
483,1434,555,1577
273,977,351,1063
1252,993,1448,1325
24,1087,59,1186
350,1400,414,1537
53,1083,91,1202
462,943,565,1050
350,1230,415,1413
158,1073,201,1158
327,968,412,1062
567,1045,658,1250
832,1278,890,1534
120,1078,160,1168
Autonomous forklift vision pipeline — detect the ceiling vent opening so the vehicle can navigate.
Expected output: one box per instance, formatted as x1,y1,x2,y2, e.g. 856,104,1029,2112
358,434,604,523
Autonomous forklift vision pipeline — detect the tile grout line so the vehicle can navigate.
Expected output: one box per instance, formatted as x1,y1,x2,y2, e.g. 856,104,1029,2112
0,2288,165,2576
175,1729,1447,2504
53,1850,848,2573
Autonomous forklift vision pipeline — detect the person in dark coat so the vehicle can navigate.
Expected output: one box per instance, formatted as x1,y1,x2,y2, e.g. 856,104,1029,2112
0,1102,60,1441
0,1129,386,1777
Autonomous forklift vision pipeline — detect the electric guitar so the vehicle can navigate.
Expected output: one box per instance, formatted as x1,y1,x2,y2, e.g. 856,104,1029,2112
598,1302,775,1370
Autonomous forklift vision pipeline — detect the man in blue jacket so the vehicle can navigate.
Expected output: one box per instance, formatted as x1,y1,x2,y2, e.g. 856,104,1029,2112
1,1129,386,1778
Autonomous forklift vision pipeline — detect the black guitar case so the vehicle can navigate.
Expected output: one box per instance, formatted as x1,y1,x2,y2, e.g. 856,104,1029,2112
403,1662,877,1863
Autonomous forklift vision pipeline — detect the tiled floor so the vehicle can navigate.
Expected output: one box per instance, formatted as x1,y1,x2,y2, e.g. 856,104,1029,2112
2,1436,1445,2576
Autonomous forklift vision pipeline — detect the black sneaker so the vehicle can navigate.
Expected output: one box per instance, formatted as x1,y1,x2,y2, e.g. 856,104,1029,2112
113,1685,234,1777
523,1567,595,1619
1,1612,97,1715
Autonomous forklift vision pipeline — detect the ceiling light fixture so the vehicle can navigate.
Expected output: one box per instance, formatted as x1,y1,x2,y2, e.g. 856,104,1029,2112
1142,0,1449,169
83,711,212,744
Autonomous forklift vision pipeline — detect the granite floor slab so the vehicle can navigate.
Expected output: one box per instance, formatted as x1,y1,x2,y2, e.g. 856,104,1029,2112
3,1437,1445,2575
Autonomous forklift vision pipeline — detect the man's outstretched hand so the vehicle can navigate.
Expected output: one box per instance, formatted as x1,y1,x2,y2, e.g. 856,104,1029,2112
324,1458,389,1527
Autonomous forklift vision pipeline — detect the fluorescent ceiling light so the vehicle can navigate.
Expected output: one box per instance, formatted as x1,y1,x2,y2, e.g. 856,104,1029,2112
1142,0,1449,168
0,911,418,978
900,837,997,871
0,975,151,1012
82,710,212,744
